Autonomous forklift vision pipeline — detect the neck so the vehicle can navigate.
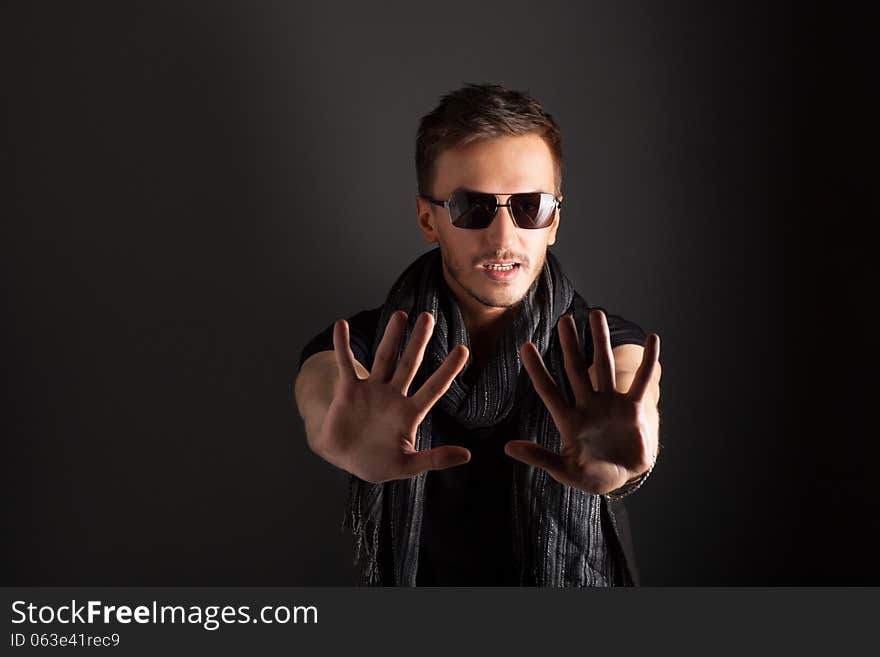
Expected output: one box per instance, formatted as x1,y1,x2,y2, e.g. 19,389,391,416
441,271,518,368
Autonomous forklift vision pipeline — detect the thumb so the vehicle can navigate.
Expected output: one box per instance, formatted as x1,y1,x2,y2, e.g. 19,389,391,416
504,440,566,475
401,445,471,478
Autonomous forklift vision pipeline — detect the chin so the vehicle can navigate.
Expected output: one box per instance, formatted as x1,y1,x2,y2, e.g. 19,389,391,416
469,283,526,309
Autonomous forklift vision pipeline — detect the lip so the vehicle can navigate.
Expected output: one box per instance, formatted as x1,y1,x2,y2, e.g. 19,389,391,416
479,262,521,282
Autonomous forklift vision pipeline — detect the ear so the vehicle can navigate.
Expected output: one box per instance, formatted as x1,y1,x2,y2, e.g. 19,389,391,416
416,194,440,244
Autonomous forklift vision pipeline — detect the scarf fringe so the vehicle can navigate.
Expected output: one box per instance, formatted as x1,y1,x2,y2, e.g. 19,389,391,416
342,477,384,586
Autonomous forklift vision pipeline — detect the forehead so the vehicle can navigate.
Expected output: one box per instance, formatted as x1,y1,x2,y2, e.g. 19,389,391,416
432,133,556,195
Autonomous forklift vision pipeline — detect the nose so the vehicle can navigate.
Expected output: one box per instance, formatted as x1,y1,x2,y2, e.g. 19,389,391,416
484,199,519,248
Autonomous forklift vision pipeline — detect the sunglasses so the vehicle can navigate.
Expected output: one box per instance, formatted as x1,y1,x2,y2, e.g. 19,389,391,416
420,188,563,230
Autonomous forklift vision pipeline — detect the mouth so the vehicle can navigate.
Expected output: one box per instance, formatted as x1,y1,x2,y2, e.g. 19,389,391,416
479,260,521,281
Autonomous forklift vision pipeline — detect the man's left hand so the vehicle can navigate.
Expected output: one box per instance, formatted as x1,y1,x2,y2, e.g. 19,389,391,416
504,310,660,495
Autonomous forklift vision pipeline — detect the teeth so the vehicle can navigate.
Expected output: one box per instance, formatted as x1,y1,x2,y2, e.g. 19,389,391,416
485,264,516,271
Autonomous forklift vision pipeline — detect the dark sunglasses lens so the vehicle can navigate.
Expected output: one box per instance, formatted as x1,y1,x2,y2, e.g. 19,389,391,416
449,190,497,229
510,193,555,229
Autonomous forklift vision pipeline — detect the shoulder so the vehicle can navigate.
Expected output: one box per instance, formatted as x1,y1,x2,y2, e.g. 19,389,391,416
349,305,383,331
586,304,647,349
297,304,384,373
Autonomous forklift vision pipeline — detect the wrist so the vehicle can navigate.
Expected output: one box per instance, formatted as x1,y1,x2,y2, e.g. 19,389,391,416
604,440,660,501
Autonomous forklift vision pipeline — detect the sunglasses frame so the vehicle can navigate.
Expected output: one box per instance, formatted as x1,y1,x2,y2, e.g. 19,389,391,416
419,188,563,230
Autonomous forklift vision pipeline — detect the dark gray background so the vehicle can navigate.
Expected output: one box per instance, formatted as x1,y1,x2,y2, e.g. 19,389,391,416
3,1,875,585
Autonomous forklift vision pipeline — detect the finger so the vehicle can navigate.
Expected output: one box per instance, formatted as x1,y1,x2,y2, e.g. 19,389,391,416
390,311,435,395
410,344,470,415
504,441,570,481
332,319,359,383
371,310,407,383
521,342,569,427
400,445,471,478
558,314,595,405
589,309,616,392
627,333,660,402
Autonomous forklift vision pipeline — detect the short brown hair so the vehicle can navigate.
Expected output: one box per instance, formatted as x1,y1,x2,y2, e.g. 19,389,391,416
415,83,563,197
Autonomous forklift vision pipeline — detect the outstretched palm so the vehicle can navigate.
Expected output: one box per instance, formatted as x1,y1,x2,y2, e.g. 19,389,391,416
504,309,660,495
316,310,472,484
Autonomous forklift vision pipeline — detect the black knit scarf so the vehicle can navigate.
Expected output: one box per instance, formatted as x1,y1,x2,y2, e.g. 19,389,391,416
343,247,638,586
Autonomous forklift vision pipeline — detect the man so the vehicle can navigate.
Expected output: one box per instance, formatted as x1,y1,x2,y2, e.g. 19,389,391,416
294,83,661,587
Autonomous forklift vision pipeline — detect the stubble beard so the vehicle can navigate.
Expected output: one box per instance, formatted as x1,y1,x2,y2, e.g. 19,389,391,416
440,246,547,309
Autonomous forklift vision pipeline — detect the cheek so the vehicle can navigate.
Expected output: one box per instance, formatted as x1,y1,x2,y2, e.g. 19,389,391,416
523,234,550,257
439,230,477,260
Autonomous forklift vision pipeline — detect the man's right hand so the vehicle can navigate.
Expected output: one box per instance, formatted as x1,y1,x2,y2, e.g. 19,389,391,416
309,310,471,484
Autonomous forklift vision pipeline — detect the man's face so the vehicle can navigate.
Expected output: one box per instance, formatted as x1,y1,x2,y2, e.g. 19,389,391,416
415,133,561,317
